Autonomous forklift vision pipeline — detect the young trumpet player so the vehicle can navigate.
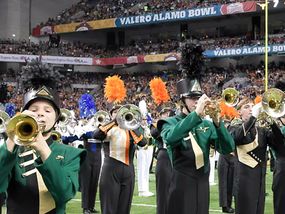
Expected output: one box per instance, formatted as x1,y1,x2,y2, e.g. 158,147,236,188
157,41,235,214
0,60,86,214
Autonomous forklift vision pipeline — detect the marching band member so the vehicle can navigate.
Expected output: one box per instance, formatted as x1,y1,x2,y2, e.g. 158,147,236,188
137,117,154,197
228,95,284,214
157,41,235,214
76,93,101,214
93,104,147,214
150,106,174,214
271,80,285,214
0,60,86,214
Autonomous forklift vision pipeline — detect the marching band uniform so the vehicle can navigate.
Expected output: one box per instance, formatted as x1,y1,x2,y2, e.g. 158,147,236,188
93,105,147,214
80,118,102,214
157,78,235,214
137,121,154,197
150,107,173,214
229,99,284,214
0,89,85,214
0,62,86,214
217,153,236,213
272,124,285,214
272,79,285,214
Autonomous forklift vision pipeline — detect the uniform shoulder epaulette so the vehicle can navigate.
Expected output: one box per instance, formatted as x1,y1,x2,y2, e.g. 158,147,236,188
230,118,243,126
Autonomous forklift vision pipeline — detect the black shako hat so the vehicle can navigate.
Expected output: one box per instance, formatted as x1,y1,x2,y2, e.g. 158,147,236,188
20,58,62,117
177,39,204,99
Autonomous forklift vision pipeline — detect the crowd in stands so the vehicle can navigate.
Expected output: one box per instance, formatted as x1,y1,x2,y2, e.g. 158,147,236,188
1,33,285,58
35,0,250,28
2,62,284,119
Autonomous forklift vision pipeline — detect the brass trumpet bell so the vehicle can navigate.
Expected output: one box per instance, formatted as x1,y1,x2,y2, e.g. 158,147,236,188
222,88,239,107
0,111,10,133
262,88,285,118
51,130,62,142
6,114,39,146
116,104,142,130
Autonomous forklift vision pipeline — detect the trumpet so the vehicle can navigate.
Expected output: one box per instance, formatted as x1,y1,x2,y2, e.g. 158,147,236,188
116,104,142,130
51,130,62,142
6,114,40,146
204,88,239,118
222,88,239,107
93,110,111,127
0,111,10,133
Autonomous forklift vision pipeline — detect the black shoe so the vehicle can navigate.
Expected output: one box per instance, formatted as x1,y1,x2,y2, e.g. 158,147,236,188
83,209,91,214
89,208,99,213
222,207,235,213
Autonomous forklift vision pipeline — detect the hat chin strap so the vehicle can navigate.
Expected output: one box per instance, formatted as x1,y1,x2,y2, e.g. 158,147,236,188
182,97,191,114
42,115,60,136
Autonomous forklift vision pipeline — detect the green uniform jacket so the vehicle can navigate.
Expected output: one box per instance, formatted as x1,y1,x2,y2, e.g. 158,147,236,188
0,140,86,214
158,111,235,171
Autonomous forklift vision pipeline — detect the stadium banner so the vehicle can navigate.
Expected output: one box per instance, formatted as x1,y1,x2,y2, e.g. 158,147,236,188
93,56,145,66
33,1,256,36
204,44,285,58
115,1,256,27
53,19,116,34
0,54,93,65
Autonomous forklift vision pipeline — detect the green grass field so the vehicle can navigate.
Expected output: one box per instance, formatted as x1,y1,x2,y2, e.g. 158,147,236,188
1,166,274,214
66,166,274,214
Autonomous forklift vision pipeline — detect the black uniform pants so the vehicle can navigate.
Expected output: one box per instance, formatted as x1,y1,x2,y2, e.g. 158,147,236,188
99,157,135,214
235,163,266,214
80,148,102,210
217,154,235,208
167,168,210,214
273,159,285,214
155,149,172,214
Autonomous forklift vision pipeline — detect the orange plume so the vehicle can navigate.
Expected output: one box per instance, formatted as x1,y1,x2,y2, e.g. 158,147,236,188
219,101,239,121
104,75,126,103
254,95,262,104
149,77,170,105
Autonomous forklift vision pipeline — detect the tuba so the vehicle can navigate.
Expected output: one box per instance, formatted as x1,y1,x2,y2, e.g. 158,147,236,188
6,114,40,146
222,88,239,107
59,108,72,126
116,104,142,130
93,110,111,127
257,88,285,127
0,111,10,133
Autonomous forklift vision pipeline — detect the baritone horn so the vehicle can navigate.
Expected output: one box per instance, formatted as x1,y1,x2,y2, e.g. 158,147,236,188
0,111,10,133
59,108,72,125
6,114,40,146
262,88,285,118
257,88,285,127
222,88,239,107
93,110,110,127
116,104,142,130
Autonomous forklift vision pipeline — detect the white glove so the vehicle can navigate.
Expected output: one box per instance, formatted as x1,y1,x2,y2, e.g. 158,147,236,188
252,103,262,118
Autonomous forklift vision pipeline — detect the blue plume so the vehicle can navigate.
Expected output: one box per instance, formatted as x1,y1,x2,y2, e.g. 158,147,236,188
5,103,16,117
146,113,152,125
78,94,97,119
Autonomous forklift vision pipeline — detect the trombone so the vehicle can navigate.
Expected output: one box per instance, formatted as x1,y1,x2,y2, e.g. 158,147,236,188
58,108,72,127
